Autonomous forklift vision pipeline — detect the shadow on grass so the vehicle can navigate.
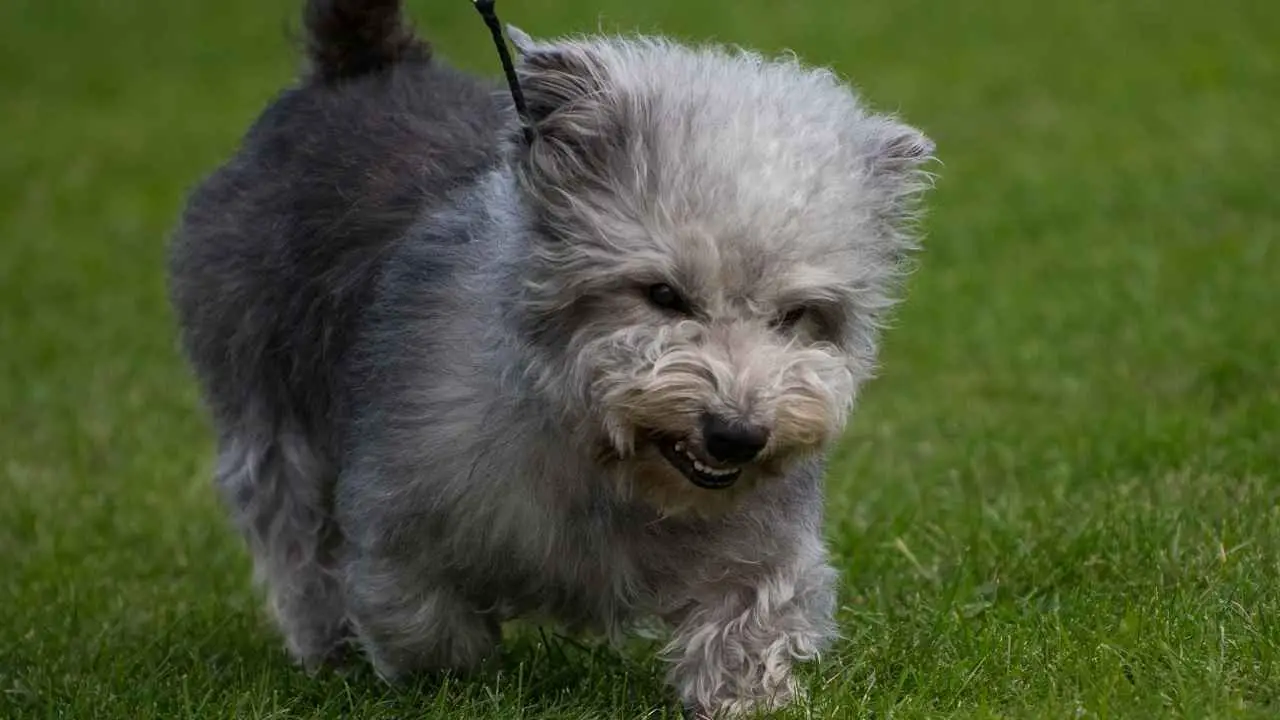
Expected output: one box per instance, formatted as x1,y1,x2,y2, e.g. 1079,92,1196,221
153,617,680,718
333,628,677,718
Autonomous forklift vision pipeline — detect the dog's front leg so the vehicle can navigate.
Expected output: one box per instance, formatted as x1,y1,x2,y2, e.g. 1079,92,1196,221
663,556,838,718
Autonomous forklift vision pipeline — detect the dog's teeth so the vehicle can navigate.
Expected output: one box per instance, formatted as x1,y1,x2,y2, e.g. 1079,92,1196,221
691,462,738,478
674,441,685,452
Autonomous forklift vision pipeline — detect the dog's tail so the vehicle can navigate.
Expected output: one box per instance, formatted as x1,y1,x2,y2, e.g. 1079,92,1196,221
303,0,431,83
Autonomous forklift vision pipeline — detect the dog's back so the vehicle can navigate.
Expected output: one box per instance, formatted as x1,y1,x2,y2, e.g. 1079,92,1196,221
170,0,505,447
167,0,506,663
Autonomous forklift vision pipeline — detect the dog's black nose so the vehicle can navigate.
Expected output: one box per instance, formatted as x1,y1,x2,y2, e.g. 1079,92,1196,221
701,414,770,464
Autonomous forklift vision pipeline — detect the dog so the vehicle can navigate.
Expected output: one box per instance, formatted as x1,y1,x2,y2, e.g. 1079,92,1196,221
168,0,935,715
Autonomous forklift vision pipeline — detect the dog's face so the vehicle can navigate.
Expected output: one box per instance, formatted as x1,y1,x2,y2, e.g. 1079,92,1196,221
508,32,935,514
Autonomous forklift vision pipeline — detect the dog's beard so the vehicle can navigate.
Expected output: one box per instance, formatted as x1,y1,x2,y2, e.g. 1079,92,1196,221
579,356,856,514
592,418,824,517
549,301,863,514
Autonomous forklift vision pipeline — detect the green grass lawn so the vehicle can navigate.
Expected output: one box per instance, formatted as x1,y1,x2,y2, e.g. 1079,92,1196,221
2,0,1277,717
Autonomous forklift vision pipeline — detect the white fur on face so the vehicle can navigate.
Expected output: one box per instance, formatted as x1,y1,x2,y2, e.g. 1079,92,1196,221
510,32,934,512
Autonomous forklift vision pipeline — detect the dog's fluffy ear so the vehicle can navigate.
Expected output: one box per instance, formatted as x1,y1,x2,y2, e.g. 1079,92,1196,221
866,121,935,178
508,28,617,183
506,25,537,56
509,27,608,132
862,120,936,225
855,120,937,258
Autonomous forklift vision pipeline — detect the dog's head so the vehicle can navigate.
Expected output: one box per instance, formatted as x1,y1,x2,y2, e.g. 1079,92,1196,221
505,31,935,514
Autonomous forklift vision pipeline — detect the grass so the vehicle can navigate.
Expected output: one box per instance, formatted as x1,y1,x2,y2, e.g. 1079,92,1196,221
2,0,1277,717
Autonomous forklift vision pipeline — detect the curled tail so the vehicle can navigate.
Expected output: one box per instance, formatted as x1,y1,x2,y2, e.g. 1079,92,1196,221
303,0,431,83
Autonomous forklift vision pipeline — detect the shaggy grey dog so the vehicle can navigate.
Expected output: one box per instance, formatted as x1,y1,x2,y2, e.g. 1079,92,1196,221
168,0,935,715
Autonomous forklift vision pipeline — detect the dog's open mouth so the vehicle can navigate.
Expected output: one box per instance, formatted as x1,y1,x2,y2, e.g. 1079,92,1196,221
656,438,742,490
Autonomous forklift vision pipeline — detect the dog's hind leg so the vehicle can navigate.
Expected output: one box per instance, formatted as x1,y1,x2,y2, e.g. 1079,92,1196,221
215,423,348,669
342,551,502,680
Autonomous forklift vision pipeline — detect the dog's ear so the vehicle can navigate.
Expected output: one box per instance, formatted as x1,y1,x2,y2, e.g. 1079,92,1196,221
508,27,605,131
862,120,937,227
506,25,538,57
865,121,935,178
508,28,618,184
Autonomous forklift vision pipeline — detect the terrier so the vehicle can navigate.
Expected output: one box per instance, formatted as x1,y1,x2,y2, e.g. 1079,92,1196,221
168,0,936,715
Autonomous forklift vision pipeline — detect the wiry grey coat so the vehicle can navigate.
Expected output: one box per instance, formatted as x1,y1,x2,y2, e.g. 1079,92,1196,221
168,0,935,716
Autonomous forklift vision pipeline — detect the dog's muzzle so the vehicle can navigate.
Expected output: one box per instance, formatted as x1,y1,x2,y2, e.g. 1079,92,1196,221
654,414,770,490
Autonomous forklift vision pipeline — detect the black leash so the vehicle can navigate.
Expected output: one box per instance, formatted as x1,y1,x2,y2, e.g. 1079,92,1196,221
472,0,535,144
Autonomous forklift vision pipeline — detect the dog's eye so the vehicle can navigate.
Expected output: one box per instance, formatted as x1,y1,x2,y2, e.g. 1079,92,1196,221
647,283,690,314
773,307,809,331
